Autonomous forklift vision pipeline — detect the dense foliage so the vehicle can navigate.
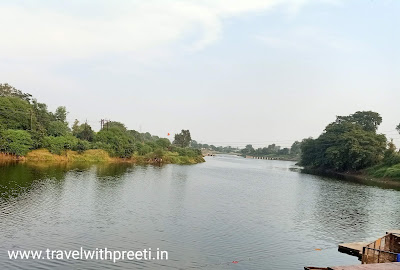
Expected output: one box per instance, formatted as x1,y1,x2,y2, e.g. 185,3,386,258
300,111,388,171
0,83,202,161
173,130,191,147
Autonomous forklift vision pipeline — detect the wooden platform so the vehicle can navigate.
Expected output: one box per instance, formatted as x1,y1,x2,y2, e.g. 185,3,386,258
338,242,368,258
387,230,400,235
329,262,400,270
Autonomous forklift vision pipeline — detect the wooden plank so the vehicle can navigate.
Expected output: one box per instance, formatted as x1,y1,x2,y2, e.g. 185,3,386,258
387,230,400,235
329,262,400,270
338,242,368,258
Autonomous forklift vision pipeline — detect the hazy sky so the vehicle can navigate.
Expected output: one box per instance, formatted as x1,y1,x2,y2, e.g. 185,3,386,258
1,0,399,148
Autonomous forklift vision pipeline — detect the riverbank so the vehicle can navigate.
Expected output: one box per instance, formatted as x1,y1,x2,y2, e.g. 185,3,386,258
0,149,205,165
302,167,400,190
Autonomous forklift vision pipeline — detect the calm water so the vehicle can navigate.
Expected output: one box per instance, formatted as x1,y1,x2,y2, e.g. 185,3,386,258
1,155,400,270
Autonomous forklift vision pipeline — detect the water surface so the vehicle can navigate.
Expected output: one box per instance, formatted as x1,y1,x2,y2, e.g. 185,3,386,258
1,155,400,269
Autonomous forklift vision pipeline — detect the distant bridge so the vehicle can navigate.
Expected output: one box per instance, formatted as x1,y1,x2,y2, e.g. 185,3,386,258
245,155,282,160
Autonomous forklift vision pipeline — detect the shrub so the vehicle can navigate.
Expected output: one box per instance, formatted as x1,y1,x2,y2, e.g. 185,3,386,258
43,135,78,155
0,129,33,156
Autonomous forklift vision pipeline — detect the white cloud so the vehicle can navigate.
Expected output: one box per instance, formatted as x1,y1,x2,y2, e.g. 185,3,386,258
256,26,360,52
0,0,319,59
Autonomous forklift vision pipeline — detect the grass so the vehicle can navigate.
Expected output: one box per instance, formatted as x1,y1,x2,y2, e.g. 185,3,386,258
130,151,205,165
24,149,205,165
366,164,400,180
26,149,111,162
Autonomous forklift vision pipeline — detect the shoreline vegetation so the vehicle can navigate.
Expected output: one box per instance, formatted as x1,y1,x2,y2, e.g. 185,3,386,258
298,111,400,184
0,83,204,165
0,149,205,165
2,82,400,186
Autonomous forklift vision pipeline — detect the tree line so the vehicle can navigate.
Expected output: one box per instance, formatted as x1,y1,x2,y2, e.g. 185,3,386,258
0,83,201,161
190,140,301,158
299,111,400,179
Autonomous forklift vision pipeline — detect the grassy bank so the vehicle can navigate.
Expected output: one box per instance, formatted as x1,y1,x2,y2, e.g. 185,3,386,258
26,149,111,162
366,164,400,180
23,149,205,165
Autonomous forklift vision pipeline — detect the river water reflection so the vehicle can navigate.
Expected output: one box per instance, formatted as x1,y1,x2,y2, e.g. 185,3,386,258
1,155,399,269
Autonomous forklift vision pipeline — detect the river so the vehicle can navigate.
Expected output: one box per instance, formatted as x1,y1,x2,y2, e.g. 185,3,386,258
1,155,399,269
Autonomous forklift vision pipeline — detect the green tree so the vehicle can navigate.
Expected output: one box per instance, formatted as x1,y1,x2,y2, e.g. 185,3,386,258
336,111,382,132
95,128,134,158
0,83,32,101
43,135,78,155
290,141,302,156
72,119,80,135
138,144,152,155
173,130,191,148
155,138,171,149
300,111,386,171
72,120,94,141
47,121,70,137
241,144,255,156
382,140,400,166
54,106,68,123
0,96,32,130
279,148,290,155
0,129,33,156
103,121,126,132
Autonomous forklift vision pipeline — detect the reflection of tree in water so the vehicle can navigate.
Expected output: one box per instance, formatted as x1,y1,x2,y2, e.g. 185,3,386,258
95,163,134,179
0,162,92,200
313,179,371,242
169,167,189,214
293,175,372,244
0,162,136,201
294,174,400,244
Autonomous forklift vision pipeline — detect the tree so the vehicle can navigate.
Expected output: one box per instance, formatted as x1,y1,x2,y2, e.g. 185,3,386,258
54,106,68,123
43,135,78,155
241,144,255,156
173,130,191,148
335,111,382,132
95,128,134,158
266,144,279,154
382,140,400,166
72,119,80,135
47,121,70,137
300,111,386,171
290,141,301,156
138,144,152,155
0,83,32,101
191,140,199,148
279,148,290,155
72,120,94,141
396,123,400,135
155,138,171,149
0,96,32,130
103,121,127,132
0,129,33,156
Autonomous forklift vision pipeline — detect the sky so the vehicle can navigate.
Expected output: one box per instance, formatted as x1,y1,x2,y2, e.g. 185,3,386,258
0,0,399,148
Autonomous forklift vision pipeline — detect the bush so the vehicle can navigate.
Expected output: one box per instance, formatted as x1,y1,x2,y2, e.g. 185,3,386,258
47,121,70,137
367,164,400,180
74,139,91,153
0,129,33,156
43,135,78,155
94,128,135,158
155,138,171,149
138,144,152,156
169,146,201,157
